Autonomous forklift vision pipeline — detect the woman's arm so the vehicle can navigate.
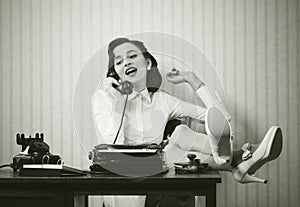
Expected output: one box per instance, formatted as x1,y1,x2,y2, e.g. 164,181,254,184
162,91,207,122
166,68,231,121
91,90,125,144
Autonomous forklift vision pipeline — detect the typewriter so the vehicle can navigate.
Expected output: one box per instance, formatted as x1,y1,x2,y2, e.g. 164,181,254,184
89,143,169,176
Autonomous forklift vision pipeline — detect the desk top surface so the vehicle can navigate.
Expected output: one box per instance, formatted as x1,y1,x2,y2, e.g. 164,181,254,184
0,168,221,195
0,168,221,184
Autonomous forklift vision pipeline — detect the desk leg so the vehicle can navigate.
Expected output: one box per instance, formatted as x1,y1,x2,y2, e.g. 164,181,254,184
74,195,88,207
206,184,216,207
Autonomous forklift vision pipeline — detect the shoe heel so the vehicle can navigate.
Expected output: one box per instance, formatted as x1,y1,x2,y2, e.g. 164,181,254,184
241,173,267,184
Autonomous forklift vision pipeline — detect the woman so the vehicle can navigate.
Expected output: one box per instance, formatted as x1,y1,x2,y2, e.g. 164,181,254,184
92,37,283,207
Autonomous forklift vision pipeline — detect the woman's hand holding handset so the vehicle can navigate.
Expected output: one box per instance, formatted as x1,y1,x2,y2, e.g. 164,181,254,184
104,77,122,98
104,77,133,97
166,68,205,91
104,77,134,116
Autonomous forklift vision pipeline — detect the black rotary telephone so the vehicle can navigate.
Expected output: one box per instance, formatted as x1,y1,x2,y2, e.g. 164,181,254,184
12,133,61,170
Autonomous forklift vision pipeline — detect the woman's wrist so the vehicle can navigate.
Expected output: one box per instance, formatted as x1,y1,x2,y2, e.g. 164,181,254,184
184,73,205,91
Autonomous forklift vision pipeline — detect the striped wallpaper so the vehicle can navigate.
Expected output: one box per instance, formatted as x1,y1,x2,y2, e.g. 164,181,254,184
0,0,299,206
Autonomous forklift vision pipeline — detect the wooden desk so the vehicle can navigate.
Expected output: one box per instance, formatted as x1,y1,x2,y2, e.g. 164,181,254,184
0,168,221,207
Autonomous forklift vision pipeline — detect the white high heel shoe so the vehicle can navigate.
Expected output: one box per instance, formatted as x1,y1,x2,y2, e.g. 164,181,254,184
205,107,232,166
232,126,283,184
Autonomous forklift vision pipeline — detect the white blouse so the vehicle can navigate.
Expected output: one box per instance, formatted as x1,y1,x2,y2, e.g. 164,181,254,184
92,86,230,145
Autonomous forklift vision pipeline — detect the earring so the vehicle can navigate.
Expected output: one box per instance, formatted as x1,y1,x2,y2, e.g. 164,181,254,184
147,65,151,70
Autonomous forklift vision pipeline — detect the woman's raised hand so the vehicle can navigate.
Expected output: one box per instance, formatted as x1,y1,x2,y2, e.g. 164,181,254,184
166,68,204,91
166,68,187,84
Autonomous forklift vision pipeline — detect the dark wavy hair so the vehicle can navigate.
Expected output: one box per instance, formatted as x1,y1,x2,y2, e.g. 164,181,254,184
107,37,162,93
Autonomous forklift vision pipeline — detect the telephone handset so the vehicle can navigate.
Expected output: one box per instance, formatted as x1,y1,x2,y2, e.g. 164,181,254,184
116,81,133,95
107,69,133,95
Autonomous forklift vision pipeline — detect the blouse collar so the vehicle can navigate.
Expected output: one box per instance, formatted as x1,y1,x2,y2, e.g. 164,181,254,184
128,88,152,103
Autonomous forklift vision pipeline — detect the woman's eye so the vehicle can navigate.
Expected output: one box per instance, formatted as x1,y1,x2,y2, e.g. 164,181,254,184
115,59,123,65
129,54,137,59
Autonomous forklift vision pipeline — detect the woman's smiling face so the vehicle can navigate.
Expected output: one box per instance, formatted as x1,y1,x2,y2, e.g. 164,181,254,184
113,42,151,91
